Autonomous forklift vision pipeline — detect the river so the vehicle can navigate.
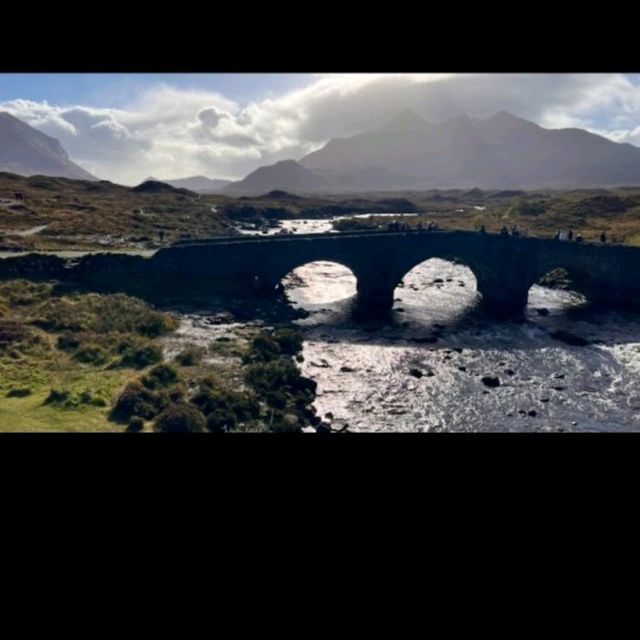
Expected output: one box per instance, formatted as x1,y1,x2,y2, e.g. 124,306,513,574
258,217,640,432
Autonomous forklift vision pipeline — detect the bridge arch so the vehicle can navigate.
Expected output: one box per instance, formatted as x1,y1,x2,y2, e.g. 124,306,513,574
392,256,480,320
527,265,592,312
277,260,358,308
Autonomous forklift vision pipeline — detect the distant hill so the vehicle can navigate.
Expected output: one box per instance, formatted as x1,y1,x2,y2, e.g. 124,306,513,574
0,111,97,181
132,180,196,196
298,109,640,191
144,175,231,193
222,160,332,196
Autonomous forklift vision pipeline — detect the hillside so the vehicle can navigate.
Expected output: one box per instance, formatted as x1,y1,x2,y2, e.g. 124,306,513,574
222,160,332,196
0,112,97,181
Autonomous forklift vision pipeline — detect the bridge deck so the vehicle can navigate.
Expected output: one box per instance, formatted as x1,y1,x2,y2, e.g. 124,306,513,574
169,229,639,253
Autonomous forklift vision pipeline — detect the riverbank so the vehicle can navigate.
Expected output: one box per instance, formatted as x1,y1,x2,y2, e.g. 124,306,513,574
0,279,320,432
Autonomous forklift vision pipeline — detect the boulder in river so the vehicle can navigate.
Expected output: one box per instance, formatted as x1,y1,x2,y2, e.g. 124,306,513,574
481,376,501,388
207,311,235,325
340,365,356,373
409,368,423,378
536,308,550,316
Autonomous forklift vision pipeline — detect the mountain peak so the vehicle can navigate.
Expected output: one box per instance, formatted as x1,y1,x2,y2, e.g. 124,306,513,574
0,111,97,180
485,110,533,126
490,110,519,120
380,108,429,132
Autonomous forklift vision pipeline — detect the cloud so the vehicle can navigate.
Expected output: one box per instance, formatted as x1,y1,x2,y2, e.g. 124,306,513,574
2,74,640,184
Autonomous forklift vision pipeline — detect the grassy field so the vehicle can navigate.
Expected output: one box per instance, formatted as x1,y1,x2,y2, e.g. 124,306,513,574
331,187,640,245
0,173,235,251
0,279,178,431
3,172,640,250
0,278,316,432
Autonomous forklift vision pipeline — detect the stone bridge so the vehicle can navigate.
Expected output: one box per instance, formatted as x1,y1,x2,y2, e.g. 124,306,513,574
149,230,640,316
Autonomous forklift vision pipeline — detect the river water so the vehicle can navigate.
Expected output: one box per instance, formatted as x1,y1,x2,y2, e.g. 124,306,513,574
233,216,640,431
236,212,640,432
281,258,640,432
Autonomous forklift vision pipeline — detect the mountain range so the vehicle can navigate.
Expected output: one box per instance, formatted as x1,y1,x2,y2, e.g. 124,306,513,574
223,109,640,195
0,111,97,181
4,107,640,195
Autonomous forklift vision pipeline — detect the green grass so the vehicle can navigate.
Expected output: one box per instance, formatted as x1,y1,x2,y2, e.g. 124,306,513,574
0,369,133,432
0,278,179,431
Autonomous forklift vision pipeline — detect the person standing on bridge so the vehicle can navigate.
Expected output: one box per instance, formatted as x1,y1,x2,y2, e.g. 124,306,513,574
600,231,607,243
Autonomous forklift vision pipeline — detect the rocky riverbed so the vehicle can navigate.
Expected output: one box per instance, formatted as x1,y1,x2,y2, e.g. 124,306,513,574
282,258,640,432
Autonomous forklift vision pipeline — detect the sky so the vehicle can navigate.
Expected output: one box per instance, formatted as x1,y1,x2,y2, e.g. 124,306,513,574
1,73,640,185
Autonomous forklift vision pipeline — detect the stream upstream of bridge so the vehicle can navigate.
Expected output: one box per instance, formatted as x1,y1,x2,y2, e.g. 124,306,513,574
203,216,640,431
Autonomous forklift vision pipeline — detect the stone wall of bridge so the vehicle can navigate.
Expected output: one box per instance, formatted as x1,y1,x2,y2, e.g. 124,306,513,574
1,231,640,316
150,231,640,316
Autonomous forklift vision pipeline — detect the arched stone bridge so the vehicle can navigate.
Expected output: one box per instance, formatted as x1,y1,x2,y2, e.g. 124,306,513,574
152,230,640,316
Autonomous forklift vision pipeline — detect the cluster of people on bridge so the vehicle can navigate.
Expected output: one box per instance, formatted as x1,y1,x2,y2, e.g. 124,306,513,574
499,225,526,237
553,229,608,243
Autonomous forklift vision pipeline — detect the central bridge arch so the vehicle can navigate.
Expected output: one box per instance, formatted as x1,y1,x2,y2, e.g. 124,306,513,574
278,260,358,308
393,257,480,318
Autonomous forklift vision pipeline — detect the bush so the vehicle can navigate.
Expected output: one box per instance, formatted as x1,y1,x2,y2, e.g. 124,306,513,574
79,390,107,407
118,342,163,368
174,345,204,366
154,403,207,433
0,320,39,351
244,328,304,364
57,333,81,351
273,329,303,356
44,387,107,408
191,387,260,423
44,388,73,406
244,359,301,395
110,381,164,421
74,344,109,365
246,332,281,363
126,416,145,433
32,293,179,337
6,388,31,398
0,280,53,307
206,408,238,433
141,363,181,390
164,383,187,403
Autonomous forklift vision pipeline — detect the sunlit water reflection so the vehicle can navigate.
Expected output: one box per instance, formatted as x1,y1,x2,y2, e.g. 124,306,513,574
283,258,640,432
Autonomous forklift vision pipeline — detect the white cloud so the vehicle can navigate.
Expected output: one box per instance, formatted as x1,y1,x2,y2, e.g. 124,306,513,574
2,74,640,184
